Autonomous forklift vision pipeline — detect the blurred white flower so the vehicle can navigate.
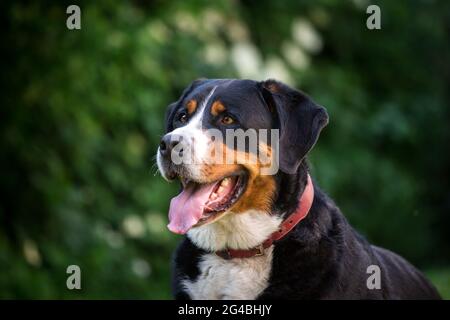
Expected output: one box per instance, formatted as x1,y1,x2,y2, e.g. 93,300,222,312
261,57,294,85
146,212,166,235
228,20,249,42
122,215,146,238
202,8,225,33
95,224,124,248
174,11,199,33
292,18,323,54
282,42,310,70
203,42,228,66
131,258,151,278
104,229,124,249
147,21,171,43
23,239,41,267
231,42,262,79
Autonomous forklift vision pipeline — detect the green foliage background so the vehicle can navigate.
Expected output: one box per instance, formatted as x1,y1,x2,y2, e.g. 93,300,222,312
1,0,449,299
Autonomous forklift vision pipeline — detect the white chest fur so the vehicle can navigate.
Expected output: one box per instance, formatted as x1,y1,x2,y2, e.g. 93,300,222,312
182,247,274,300
187,210,282,251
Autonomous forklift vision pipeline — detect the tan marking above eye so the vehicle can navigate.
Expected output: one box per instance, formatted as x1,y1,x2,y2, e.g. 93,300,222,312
211,100,226,117
186,99,197,114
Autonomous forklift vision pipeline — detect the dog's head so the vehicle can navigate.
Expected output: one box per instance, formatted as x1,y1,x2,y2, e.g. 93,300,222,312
157,79,328,242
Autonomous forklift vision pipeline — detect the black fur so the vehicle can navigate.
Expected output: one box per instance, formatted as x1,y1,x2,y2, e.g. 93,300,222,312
167,79,441,300
258,163,440,299
259,80,329,174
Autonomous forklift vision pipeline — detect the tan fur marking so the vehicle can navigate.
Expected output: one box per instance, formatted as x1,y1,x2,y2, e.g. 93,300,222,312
186,99,198,114
198,141,277,215
211,100,226,117
264,81,280,93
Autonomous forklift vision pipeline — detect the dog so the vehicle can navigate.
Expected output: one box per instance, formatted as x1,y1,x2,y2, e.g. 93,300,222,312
157,78,441,299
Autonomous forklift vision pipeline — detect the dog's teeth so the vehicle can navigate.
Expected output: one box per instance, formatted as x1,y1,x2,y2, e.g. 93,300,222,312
217,186,224,194
210,192,218,199
221,178,230,186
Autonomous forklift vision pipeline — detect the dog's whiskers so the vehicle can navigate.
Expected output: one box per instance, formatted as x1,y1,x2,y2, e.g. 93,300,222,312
150,157,161,176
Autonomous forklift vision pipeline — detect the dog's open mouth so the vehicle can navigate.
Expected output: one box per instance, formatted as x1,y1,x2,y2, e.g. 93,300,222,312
167,174,247,234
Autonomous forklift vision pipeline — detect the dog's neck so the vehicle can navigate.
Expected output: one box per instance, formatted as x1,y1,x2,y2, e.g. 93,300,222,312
273,162,309,216
187,162,310,252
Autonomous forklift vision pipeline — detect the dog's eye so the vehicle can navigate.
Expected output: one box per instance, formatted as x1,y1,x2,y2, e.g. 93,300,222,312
221,115,234,125
178,112,188,123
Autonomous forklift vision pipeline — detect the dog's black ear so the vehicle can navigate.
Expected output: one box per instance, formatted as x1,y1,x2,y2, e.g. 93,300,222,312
259,79,329,174
165,78,208,132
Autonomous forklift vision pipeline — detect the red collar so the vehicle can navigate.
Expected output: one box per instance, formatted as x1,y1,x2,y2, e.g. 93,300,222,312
215,174,314,259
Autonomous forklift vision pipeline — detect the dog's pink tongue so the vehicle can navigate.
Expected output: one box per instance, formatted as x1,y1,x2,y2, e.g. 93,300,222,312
168,182,217,234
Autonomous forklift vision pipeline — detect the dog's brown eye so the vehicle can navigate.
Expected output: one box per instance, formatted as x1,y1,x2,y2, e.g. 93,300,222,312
178,112,188,123
221,115,234,125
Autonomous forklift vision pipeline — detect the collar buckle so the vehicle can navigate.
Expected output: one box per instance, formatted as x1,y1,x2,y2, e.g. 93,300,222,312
254,244,265,256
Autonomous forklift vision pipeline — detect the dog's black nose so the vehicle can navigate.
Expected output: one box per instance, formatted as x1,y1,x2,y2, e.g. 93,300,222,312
159,134,180,158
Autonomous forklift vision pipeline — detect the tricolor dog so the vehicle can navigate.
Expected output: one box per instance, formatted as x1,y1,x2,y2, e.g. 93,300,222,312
157,79,440,299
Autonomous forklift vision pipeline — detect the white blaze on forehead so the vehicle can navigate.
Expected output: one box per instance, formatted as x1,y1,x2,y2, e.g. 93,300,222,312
167,86,218,181
172,85,217,133
189,85,218,128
